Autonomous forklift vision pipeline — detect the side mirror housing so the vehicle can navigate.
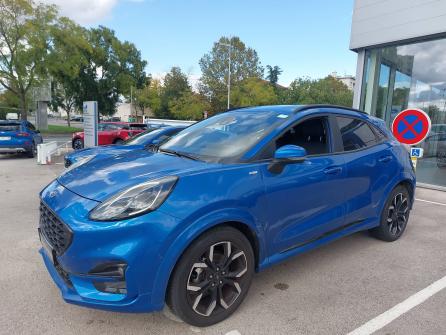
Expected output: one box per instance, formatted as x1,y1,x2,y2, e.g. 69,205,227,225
268,145,307,174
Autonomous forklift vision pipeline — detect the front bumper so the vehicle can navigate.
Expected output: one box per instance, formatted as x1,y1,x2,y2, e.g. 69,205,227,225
39,179,179,313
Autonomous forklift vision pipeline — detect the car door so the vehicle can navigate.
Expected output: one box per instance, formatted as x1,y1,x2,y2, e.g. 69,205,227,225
333,115,398,224
98,124,114,145
259,114,347,256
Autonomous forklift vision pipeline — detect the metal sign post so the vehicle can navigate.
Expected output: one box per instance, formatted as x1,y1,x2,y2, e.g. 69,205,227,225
83,101,98,148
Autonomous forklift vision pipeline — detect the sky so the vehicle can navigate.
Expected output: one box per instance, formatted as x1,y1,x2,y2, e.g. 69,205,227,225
43,0,357,86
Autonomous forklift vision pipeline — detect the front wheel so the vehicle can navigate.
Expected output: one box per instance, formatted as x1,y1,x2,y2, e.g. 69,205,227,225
370,185,411,242
167,227,255,327
114,139,124,145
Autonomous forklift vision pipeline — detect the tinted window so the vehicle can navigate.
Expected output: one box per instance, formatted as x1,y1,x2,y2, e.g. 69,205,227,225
276,117,329,155
0,123,20,131
27,122,36,131
337,117,377,151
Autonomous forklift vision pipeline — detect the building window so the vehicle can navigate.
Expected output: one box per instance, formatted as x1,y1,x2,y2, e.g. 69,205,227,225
360,37,446,188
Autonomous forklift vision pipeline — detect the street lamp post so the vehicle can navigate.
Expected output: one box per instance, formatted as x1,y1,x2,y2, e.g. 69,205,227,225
219,42,232,109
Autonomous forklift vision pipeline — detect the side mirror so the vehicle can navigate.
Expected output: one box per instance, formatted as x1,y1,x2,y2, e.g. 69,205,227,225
268,145,307,174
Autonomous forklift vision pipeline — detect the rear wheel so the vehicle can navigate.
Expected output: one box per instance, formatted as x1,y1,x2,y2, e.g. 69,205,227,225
26,142,36,158
114,139,124,145
167,227,254,327
370,185,411,242
73,138,84,150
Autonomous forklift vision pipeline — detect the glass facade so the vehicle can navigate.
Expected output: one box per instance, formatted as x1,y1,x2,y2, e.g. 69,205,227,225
360,38,446,189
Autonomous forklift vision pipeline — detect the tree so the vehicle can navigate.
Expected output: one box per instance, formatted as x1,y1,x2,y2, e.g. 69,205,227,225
199,36,263,112
169,91,209,120
134,77,162,118
75,26,147,116
158,66,190,118
284,76,353,107
48,17,90,126
265,65,283,85
231,77,278,107
0,0,57,120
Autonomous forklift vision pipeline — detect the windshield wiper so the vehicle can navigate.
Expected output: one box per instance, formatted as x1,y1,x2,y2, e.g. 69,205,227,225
159,148,200,161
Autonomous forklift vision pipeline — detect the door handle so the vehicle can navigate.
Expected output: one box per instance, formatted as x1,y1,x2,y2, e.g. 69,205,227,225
324,166,342,175
379,155,392,163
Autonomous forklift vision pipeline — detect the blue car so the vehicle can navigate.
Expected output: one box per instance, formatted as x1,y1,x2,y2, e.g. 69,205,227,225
0,120,43,158
39,105,415,326
64,126,186,168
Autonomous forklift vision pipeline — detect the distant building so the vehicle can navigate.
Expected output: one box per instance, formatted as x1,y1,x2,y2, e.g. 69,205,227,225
115,102,152,122
331,72,355,91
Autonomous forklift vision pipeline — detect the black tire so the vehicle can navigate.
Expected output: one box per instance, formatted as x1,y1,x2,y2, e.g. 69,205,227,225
370,185,411,242
73,138,84,150
114,139,124,145
26,142,36,158
167,226,255,327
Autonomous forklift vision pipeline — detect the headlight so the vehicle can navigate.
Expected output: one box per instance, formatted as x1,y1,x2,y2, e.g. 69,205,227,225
89,176,178,221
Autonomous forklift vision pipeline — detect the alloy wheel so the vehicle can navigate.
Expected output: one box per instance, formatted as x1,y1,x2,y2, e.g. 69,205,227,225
73,139,83,150
386,193,408,236
186,241,248,317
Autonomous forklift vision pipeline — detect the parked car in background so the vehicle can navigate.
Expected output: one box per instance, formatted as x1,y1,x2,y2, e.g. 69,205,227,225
6,113,19,120
72,122,149,149
39,105,415,326
64,126,186,168
0,120,42,157
70,115,84,122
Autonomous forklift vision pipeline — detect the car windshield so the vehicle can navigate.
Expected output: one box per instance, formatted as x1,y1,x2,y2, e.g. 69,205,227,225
125,128,166,145
160,110,291,162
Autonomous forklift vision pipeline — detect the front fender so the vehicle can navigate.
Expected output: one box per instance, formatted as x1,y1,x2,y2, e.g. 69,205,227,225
148,207,265,308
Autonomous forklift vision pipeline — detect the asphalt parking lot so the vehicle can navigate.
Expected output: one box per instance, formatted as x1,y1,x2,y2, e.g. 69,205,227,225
1,155,445,335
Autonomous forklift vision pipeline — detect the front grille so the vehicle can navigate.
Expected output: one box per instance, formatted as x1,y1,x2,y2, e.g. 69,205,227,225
39,202,73,256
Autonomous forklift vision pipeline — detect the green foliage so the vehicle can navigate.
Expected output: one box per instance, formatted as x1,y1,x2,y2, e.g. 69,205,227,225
199,36,263,112
265,65,283,85
158,67,191,118
284,76,353,107
134,77,162,117
75,26,147,116
231,78,278,107
40,124,83,134
48,17,90,126
0,0,57,119
169,91,209,121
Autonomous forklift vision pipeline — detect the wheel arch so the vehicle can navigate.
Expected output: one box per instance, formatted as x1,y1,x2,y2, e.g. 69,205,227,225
150,215,263,308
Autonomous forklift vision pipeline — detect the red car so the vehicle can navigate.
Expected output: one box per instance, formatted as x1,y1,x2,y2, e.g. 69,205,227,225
72,122,148,149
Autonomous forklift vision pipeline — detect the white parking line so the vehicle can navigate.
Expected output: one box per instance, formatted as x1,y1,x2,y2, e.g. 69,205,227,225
346,275,446,335
415,198,446,206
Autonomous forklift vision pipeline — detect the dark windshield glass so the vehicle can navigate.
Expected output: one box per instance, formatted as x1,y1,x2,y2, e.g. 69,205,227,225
0,123,20,131
125,128,165,145
160,110,291,162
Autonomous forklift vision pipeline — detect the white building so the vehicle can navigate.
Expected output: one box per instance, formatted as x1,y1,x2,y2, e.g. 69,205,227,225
331,72,356,91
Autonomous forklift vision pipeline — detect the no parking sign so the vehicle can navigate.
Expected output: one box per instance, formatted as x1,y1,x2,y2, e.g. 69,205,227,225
391,108,431,145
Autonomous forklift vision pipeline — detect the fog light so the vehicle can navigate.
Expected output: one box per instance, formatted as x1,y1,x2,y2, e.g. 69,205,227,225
93,281,127,294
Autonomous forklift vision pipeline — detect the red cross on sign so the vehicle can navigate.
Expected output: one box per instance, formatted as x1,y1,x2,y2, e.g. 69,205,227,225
391,109,431,145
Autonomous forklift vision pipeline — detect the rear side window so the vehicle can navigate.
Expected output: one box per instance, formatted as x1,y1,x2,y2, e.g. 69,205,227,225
336,117,377,151
0,123,20,131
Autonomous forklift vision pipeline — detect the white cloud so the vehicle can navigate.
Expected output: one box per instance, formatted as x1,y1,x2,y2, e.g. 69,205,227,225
41,0,136,24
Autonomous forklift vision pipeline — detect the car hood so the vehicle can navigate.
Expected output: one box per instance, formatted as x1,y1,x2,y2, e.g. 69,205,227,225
58,151,210,202
67,145,143,160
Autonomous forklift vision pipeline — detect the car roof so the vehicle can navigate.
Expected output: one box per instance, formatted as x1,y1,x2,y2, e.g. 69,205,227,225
228,104,367,116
